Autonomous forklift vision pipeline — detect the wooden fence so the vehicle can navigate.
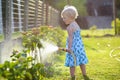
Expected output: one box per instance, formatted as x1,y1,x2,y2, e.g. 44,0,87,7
0,0,59,40
0,0,2,34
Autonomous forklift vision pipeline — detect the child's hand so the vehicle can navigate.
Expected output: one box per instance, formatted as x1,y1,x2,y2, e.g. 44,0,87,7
59,47,72,53
66,49,72,53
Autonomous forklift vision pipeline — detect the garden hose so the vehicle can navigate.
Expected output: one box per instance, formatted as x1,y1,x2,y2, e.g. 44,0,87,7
110,47,120,61
59,48,76,66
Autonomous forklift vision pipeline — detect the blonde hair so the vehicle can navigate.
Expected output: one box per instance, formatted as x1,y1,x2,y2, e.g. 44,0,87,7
61,5,78,19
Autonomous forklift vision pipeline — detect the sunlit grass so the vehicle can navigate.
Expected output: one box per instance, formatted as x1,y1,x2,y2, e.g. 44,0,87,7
0,32,22,42
0,29,120,80
83,37,120,80
81,29,115,36
12,31,22,39
0,34,4,42
47,29,120,80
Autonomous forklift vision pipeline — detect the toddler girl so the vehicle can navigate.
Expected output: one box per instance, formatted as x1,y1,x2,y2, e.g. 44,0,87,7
61,5,89,80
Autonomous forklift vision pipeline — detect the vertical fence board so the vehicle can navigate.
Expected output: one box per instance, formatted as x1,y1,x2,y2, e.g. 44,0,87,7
23,0,29,31
41,0,44,25
4,0,12,40
34,0,39,27
0,0,3,34
18,0,22,31
11,0,14,32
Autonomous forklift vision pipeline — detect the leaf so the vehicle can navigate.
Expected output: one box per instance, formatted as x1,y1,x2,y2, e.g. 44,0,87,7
0,64,3,68
10,62,16,69
24,72,32,80
15,53,21,58
3,71,12,77
4,61,10,68
27,57,33,62
37,42,43,49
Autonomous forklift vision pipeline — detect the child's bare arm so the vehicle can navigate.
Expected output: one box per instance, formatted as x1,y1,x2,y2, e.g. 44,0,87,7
67,26,73,51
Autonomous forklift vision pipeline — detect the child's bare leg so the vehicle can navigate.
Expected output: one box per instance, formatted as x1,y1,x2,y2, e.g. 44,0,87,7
80,64,90,80
70,67,75,80
80,64,86,75
70,67,75,77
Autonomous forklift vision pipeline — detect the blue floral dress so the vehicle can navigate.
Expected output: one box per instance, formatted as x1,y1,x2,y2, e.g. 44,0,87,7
65,29,88,67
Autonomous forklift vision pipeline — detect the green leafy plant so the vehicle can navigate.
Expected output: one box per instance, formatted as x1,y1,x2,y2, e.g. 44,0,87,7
0,26,66,80
0,50,55,80
22,28,43,63
0,50,46,80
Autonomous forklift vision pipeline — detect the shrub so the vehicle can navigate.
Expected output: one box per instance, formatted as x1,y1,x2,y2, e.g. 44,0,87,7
22,28,43,63
0,26,65,80
0,50,47,80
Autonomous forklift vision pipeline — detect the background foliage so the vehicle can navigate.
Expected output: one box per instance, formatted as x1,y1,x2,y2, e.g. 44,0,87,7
46,0,87,16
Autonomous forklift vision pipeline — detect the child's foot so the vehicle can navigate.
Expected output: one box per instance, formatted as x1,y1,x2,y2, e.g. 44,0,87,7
83,75,90,80
71,76,75,80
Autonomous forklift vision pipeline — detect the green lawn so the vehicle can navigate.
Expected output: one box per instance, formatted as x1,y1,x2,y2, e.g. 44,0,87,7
0,29,120,80
47,29,120,80
0,32,21,42
81,29,115,36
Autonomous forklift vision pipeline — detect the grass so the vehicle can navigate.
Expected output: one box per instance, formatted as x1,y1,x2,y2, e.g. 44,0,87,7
81,29,115,37
83,37,120,80
0,31,22,42
47,29,120,80
0,29,120,80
